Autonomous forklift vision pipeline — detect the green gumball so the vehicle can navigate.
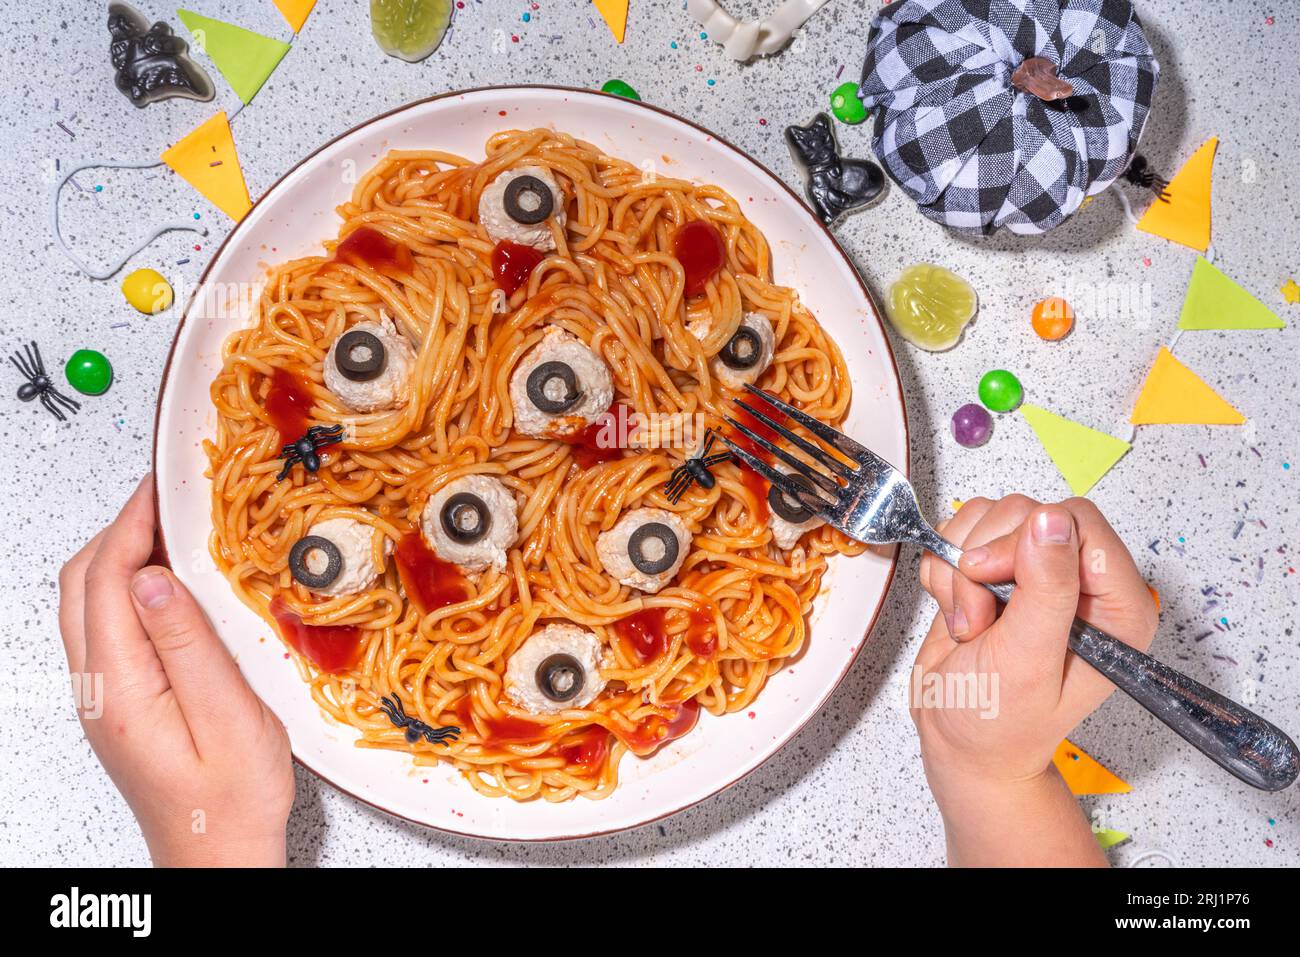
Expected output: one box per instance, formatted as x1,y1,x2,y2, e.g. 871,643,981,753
829,82,868,124
978,369,1023,412
66,349,113,396
601,79,641,101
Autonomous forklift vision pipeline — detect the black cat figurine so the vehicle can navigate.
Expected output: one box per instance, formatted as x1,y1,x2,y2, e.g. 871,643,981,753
785,113,885,226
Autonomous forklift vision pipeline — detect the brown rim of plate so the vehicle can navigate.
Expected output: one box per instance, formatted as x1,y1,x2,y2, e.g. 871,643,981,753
150,85,912,843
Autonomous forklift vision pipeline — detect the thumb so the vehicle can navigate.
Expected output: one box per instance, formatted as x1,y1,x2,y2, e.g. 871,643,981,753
130,566,265,754
992,506,1080,683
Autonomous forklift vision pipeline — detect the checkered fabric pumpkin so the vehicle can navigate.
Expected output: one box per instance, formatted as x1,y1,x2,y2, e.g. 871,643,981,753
859,0,1159,235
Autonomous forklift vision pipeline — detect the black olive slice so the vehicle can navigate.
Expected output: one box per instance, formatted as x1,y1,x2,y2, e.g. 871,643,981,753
289,535,344,589
335,330,387,382
719,325,763,370
503,175,555,225
767,473,819,524
627,521,680,576
525,360,582,414
536,653,585,703
440,491,492,544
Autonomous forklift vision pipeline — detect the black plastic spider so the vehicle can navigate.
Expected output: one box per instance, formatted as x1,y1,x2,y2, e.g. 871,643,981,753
9,341,81,422
1123,154,1171,203
665,428,732,503
276,424,345,481
377,694,461,746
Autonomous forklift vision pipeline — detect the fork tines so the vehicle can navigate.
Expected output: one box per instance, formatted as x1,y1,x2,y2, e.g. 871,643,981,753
719,386,863,518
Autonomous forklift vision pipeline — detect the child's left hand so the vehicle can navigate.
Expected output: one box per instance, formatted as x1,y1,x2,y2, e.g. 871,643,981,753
58,475,294,867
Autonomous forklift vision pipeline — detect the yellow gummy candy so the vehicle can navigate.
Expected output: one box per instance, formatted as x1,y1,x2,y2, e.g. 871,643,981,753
885,263,978,351
121,268,173,315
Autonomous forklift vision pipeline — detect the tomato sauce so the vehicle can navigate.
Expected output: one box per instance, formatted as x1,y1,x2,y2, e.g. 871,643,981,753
684,604,718,659
492,240,544,296
453,697,548,745
613,604,717,663
335,226,413,274
264,367,314,444
269,596,364,673
556,401,630,468
672,219,725,297
557,728,611,771
394,532,471,614
613,607,669,664
613,698,701,757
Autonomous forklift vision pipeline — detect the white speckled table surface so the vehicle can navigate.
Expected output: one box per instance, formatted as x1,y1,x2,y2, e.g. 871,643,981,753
1,0,1296,867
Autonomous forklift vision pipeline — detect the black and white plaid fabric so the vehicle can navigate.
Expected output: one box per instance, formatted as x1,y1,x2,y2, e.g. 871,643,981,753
860,0,1158,235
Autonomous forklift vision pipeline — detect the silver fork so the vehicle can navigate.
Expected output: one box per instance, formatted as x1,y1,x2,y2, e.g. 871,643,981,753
723,384,1299,792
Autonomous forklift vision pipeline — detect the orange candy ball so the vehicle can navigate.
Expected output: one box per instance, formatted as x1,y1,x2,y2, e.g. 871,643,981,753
1031,297,1074,340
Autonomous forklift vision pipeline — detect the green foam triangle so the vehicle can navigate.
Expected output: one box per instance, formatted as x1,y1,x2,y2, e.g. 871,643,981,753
1178,256,1284,330
1094,828,1130,850
1022,404,1131,497
177,9,290,105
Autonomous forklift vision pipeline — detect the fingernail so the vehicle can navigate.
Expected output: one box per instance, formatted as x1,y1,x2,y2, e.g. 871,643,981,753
951,605,969,637
964,546,989,567
1032,509,1073,545
131,569,173,608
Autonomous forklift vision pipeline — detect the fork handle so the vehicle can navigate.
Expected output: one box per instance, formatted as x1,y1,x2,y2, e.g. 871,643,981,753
917,529,1300,792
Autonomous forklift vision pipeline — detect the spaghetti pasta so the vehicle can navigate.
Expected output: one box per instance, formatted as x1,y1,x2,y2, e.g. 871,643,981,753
206,128,863,802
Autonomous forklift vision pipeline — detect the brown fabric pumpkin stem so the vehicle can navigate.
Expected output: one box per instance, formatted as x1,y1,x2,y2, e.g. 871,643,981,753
1011,57,1074,100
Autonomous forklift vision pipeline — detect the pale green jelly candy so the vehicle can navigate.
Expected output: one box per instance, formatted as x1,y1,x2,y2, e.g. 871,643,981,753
371,0,454,63
885,263,979,351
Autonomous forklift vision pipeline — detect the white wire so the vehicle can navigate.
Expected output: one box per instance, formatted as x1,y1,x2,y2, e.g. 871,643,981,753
50,158,208,279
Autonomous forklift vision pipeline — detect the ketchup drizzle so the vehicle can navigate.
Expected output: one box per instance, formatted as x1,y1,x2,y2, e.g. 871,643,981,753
672,219,725,297
492,241,544,296
269,596,364,673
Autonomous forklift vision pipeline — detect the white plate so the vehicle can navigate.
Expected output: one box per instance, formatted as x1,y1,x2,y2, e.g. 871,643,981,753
154,86,909,841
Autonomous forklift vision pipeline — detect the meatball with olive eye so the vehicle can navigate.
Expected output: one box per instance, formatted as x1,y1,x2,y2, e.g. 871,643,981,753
323,313,416,413
688,312,776,389
766,473,826,550
478,165,566,251
596,507,692,594
288,517,390,598
419,474,519,573
509,327,614,440
504,624,608,715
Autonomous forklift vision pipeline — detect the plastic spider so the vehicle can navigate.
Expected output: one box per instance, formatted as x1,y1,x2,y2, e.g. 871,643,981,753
1123,154,1171,203
377,694,461,746
276,424,345,481
9,341,81,422
665,428,732,503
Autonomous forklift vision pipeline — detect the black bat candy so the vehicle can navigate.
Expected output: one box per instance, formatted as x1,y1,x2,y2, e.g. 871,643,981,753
377,694,461,746
785,113,885,226
664,428,732,504
277,424,345,481
1122,153,1171,203
9,341,81,422
108,2,214,107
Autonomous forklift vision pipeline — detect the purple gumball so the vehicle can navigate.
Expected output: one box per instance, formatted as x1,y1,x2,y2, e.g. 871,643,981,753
951,403,992,448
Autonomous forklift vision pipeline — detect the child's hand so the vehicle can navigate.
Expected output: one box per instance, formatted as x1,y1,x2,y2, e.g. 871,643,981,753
58,476,294,867
914,496,1157,865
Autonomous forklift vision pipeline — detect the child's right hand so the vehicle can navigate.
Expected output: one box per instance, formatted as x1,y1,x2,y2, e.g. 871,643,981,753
914,496,1158,865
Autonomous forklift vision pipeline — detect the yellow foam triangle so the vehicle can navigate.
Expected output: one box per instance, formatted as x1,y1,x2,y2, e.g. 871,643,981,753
1136,137,1216,252
1130,347,1245,425
1178,256,1284,330
1094,828,1130,850
274,0,317,33
161,111,252,221
1021,404,1131,496
1053,739,1132,795
593,0,628,43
